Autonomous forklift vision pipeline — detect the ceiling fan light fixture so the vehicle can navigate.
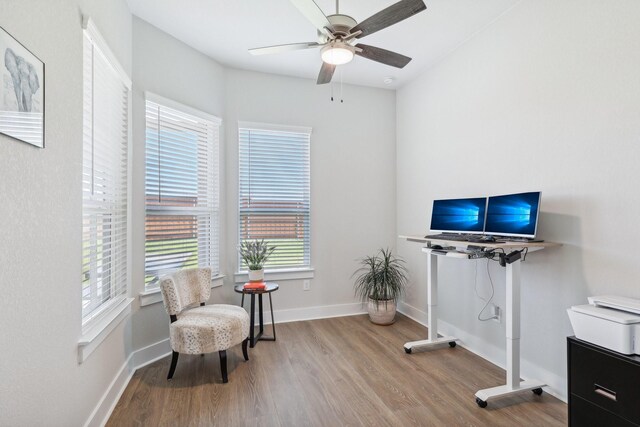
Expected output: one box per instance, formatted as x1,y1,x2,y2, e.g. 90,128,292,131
321,44,354,65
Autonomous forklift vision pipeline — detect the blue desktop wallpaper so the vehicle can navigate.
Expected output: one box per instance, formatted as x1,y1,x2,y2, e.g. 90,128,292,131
430,198,487,232
485,192,541,236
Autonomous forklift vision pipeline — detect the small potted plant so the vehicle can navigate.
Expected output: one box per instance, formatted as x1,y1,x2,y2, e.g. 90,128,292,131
353,248,408,325
239,239,276,282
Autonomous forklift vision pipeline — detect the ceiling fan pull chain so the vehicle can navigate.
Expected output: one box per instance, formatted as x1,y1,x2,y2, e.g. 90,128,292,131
340,68,344,103
330,79,334,101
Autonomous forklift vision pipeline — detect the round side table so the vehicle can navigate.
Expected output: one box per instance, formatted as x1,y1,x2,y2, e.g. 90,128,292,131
234,282,279,348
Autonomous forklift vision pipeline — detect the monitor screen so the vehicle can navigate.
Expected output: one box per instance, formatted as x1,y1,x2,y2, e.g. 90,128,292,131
430,197,487,234
485,192,541,238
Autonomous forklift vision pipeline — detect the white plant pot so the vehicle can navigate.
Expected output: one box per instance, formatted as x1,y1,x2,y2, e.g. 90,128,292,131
248,268,264,282
368,298,397,325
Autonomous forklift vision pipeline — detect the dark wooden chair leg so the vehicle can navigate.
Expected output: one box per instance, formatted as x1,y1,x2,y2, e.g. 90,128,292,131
242,338,249,361
219,350,228,383
167,351,179,380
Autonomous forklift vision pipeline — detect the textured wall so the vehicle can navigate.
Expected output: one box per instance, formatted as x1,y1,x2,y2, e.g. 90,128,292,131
0,0,132,425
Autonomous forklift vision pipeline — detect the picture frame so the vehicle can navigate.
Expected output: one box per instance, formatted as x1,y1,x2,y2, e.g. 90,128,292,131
0,25,45,148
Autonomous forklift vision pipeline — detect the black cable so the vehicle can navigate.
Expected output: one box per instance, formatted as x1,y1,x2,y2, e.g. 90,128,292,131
484,247,503,262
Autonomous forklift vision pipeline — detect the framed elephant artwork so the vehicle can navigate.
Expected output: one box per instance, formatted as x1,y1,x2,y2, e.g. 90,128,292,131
0,26,44,148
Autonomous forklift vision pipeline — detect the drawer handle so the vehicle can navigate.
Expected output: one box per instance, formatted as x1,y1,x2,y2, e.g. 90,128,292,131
594,384,617,401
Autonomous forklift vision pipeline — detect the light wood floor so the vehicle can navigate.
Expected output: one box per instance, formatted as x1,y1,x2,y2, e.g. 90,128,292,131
107,314,567,426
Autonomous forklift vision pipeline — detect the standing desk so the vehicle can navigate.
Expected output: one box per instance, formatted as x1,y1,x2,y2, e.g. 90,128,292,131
400,235,560,408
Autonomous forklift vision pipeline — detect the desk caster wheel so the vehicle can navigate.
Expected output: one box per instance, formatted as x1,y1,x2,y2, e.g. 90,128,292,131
476,397,487,408
404,347,412,354
532,388,543,396
449,341,457,348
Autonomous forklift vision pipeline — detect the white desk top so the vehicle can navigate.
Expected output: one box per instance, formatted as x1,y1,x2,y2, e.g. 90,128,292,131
399,235,561,250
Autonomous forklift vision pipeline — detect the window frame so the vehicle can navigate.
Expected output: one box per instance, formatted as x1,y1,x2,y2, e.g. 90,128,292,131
236,121,312,275
78,17,133,362
143,92,222,290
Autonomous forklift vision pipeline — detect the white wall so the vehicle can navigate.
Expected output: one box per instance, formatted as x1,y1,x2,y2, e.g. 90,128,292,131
130,16,227,351
0,0,132,425
396,0,640,399
129,21,397,350
223,69,397,317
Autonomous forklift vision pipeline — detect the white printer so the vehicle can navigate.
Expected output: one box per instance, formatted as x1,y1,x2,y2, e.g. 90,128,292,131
567,295,640,355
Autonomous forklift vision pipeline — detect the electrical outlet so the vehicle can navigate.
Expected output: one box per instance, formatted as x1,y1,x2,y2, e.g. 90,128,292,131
303,280,311,291
492,304,501,323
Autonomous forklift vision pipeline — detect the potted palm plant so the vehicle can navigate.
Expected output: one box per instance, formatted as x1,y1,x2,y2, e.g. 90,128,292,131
239,239,276,282
353,248,408,325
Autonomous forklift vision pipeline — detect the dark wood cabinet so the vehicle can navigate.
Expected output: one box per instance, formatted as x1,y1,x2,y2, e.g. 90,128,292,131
568,337,640,426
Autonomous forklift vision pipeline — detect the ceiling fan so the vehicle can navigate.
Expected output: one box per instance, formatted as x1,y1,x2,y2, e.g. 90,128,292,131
249,0,427,84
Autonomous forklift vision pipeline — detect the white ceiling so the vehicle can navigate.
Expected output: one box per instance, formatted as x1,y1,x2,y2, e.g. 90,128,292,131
127,0,520,89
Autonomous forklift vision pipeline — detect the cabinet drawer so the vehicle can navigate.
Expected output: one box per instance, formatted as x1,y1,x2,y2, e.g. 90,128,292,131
570,395,637,427
570,340,640,423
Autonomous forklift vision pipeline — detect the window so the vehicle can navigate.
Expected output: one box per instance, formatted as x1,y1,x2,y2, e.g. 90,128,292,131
238,122,311,271
144,94,221,288
81,20,131,326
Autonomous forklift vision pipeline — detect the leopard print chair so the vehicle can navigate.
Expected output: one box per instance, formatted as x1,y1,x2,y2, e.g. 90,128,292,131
159,268,250,383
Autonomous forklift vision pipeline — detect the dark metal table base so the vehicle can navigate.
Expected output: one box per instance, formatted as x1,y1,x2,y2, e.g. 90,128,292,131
241,291,276,348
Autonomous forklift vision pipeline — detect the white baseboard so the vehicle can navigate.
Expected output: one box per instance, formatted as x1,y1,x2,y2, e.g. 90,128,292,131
84,355,135,427
84,301,366,427
86,340,172,427
397,301,567,403
132,338,172,369
269,302,367,324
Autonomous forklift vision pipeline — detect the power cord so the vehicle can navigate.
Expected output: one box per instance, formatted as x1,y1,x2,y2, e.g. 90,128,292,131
475,259,499,322
474,246,527,321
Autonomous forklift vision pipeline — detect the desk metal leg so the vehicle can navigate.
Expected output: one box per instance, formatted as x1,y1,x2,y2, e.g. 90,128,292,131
404,252,458,353
475,259,546,407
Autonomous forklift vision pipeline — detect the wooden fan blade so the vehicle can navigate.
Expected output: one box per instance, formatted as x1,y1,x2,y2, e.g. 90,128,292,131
290,0,334,37
249,42,320,56
351,0,426,39
355,44,411,68
317,62,336,84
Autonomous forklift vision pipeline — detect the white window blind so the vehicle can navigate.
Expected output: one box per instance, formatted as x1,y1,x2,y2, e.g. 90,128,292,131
238,123,311,270
145,95,220,288
82,21,131,326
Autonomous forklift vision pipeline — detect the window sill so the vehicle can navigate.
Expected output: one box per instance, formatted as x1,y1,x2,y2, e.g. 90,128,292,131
234,268,314,283
139,275,225,307
78,297,134,363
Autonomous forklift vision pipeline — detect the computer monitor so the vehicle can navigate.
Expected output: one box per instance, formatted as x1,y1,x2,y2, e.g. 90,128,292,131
430,197,487,234
485,192,541,238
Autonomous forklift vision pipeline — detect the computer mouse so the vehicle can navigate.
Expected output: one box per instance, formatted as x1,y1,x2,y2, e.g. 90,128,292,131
431,245,443,250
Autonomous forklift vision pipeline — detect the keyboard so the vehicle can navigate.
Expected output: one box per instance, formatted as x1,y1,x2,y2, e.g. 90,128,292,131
424,234,476,241
425,234,541,244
